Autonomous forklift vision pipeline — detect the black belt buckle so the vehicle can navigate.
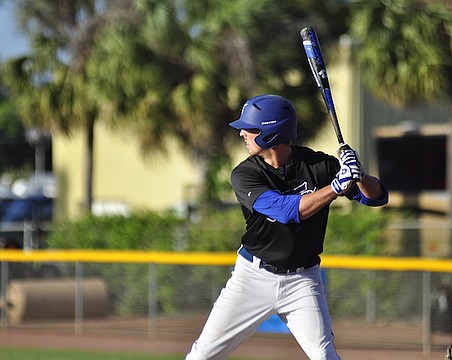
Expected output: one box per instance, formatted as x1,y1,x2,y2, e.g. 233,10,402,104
240,247,318,274
260,262,300,274
260,258,318,274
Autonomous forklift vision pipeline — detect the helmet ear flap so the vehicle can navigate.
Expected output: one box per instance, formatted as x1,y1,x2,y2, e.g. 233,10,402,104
262,133,278,145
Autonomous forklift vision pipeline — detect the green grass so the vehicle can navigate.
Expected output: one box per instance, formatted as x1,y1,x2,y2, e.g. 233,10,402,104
0,347,247,360
0,347,182,360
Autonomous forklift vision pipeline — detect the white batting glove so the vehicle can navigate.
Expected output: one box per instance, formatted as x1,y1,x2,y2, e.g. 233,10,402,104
337,145,365,181
331,164,356,195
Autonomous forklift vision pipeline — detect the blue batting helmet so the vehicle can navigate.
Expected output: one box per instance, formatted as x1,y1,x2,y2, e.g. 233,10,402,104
229,94,297,149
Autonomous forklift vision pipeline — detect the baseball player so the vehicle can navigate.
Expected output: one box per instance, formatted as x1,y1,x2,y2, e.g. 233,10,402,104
186,94,388,360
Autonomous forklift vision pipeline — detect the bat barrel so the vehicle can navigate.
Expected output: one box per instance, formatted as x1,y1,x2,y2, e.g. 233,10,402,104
300,26,345,146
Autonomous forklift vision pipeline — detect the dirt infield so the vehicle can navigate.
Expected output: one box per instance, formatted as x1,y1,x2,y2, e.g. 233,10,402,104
0,316,450,359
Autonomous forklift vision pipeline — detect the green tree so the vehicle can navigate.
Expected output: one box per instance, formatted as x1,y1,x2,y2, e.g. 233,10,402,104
1,0,133,212
0,81,23,139
89,0,349,204
3,0,351,209
0,77,28,174
350,0,452,107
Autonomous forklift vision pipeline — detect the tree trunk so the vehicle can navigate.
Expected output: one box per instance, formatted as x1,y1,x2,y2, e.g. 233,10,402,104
83,117,95,213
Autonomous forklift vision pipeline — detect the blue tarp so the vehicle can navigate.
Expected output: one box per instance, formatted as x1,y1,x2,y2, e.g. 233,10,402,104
257,315,290,334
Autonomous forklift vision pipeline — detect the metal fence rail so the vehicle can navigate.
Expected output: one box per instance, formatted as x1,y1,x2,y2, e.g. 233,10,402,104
1,250,452,353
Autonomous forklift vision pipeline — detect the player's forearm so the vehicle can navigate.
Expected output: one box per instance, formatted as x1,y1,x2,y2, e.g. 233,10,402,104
357,174,386,200
298,186,337,220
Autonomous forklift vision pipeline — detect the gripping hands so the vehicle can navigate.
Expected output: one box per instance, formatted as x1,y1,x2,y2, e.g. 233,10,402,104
331,164,355,195
338,146,365,181
331,145,365,195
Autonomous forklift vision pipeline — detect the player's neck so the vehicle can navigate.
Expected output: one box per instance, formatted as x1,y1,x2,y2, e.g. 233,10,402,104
262,144,293,169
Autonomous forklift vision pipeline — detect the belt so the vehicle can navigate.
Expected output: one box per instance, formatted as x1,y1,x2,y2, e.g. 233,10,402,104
238,247,318,275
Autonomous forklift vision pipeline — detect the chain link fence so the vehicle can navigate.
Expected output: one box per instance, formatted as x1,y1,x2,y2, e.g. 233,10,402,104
1,252,451,353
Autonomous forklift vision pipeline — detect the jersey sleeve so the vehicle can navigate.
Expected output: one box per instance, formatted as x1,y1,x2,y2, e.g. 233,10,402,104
252,190,301,224
230,164,272,211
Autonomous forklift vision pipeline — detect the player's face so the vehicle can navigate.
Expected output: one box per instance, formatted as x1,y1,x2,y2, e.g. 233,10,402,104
239,128,263,155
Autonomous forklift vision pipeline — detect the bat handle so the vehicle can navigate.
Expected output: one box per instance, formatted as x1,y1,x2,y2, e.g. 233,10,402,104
336,143,350,157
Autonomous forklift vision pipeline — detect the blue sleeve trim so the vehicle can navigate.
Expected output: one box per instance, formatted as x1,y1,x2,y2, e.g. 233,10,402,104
353,187,389,207
253,190,301,224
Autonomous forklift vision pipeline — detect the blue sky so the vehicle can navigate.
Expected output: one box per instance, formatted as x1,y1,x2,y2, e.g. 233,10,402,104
0,2,29,62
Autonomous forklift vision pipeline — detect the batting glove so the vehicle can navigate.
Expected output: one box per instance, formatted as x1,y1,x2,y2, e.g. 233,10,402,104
337,145,365,181
331,164,356,195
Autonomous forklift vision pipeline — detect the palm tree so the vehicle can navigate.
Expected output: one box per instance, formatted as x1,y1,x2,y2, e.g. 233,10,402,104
2,0,135,212
90,0,349,204
4,0,351,209
349,0,452,107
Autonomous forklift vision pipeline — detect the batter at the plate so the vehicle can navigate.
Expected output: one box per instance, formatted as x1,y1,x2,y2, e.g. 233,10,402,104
186,94,388,360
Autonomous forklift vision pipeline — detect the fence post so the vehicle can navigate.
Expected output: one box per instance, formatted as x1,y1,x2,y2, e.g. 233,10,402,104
366,270,377,324
422,271,432,354
23,220,33,251
148,263,158,336
75,262,84,335
0,261,8,330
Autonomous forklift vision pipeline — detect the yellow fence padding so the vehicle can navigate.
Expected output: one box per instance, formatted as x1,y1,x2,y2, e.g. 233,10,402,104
0,250,451,272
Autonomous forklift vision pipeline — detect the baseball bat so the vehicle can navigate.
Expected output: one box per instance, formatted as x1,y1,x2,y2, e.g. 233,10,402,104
300,26,346,147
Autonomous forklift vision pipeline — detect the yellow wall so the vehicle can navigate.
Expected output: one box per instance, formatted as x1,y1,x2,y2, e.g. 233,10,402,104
53,125,201,219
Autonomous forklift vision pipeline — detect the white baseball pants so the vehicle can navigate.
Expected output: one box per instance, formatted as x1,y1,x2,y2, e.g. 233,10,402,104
185,252,340,360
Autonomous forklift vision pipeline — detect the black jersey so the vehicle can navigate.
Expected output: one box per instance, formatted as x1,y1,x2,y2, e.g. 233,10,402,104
231,145,344,269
